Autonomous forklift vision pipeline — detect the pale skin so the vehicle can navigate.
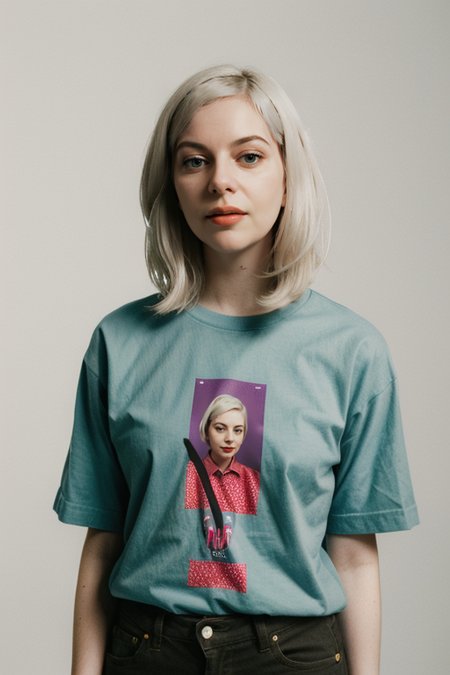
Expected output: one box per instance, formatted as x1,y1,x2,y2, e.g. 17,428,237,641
327,534,381,675
206,409,246,472
72,528,123,675
72,96,381,674
173,95,286,316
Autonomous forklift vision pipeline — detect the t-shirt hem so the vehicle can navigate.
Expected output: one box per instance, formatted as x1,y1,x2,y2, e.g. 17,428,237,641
326,503,419,534
53,490,124,532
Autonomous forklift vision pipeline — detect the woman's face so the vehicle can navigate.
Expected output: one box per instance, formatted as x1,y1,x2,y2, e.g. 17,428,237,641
206,409,245,469
173,95,286,260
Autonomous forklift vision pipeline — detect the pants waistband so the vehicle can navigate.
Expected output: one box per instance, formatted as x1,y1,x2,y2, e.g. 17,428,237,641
118,599,335,653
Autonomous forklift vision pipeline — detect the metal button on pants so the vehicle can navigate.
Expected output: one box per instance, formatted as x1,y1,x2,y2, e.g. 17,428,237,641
201,625,213,639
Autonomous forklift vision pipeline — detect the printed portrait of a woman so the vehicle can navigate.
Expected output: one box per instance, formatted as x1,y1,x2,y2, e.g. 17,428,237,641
185,395,260,516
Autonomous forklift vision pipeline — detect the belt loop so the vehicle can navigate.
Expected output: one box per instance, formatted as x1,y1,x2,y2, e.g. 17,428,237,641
149,610,165,651
252,615,270,652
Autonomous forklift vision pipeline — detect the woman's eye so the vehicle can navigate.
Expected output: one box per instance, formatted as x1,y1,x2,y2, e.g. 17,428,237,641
240,153,262,165
215,425,224,432
235,429,243,434
184,157,205,169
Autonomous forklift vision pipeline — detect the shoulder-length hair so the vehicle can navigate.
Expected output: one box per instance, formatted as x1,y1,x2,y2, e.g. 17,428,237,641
199,395,248,444
140,64,330,314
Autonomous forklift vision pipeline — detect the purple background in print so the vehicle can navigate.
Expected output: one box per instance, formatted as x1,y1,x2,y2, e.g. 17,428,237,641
189,378,267,471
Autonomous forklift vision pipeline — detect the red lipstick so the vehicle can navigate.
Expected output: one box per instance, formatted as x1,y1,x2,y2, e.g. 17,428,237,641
206,206,246,226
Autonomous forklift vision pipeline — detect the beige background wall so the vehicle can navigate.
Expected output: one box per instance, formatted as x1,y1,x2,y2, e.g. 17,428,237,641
1,1,448,673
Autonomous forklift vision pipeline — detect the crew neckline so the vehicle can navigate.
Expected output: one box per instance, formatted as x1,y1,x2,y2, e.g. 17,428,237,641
186,289,312,331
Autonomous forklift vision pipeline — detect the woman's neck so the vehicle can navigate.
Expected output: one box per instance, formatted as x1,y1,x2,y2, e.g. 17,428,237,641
198,243,273,317
209,450,232,473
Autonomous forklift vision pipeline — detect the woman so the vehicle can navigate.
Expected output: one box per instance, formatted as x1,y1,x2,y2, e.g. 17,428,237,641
54,65,418,675
200,395,249,473
185,394,260,519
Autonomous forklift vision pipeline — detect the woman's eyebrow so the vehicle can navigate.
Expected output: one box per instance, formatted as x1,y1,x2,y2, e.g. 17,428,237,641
176,135,270,153
231,135,270,148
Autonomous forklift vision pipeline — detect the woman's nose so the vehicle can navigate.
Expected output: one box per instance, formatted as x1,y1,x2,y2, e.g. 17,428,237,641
208,158,237,195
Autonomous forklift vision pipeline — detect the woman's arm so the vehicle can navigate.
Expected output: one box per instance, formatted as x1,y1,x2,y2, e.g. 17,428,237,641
71,527,124,675
326,533,381,675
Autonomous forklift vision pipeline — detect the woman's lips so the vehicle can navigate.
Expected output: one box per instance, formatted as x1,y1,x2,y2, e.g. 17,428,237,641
208,213,245,226
221,447,235,453
206,207,246,226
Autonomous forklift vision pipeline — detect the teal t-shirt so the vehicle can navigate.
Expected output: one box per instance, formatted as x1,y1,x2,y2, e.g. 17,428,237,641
54,290,418,615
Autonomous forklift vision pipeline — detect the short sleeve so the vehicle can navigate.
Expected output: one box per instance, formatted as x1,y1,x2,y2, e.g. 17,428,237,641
53,346,129,532
327,379,419,534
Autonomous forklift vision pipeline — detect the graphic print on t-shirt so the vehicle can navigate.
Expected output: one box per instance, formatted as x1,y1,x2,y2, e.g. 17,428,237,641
185,378,266,593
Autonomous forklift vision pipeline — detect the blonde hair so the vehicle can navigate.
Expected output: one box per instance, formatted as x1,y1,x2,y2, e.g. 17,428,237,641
140,64,330,314
199,395,248,444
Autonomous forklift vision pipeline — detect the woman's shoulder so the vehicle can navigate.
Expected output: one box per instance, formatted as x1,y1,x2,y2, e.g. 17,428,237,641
96,293,161,328
307,290,379,327
300,291,396,386
90,293,180,341
305,290,389,347
82,294,172,373
234,460,260,480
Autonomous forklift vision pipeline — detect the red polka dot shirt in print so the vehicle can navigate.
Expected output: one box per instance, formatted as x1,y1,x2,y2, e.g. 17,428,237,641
185,451,260,515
